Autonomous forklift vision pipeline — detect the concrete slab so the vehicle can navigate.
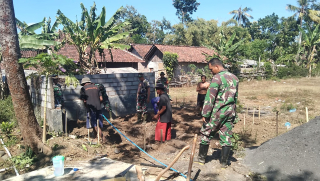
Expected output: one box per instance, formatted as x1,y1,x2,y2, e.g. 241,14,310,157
4,158,138,181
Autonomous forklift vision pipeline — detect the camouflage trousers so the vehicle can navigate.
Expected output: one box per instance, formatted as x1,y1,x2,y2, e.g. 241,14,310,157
136,94,147,113
200,117,234,147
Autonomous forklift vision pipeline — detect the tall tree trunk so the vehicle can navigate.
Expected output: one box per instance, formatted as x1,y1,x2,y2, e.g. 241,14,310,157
0,0,52,155
295,18,303,65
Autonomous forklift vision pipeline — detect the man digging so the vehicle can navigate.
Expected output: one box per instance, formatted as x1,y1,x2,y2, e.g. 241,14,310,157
135,73,150,124
195,58,239,168
80,77,105,144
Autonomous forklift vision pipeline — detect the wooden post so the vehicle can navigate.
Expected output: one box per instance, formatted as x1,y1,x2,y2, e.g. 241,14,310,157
259,106,261,121
65,110,68,137
176,97,177,108
42,73,49,143
252,108,255,125
187,134,197,181
144,124,146,151
88,129,90,142
306,107,309,122
276,111,279,136
109,111,113,121
155,145,190,181
97,119,100,145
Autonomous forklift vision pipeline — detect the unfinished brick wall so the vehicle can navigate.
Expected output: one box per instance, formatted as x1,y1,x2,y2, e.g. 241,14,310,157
28,72,155,130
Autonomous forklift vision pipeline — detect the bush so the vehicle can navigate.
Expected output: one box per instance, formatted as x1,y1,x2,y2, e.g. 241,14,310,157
264,62,273,79
0,96,16,124
277,64,308,79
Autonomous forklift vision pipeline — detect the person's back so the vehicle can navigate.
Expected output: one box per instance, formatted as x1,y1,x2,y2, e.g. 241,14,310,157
81,83,101,111
203,70,239,119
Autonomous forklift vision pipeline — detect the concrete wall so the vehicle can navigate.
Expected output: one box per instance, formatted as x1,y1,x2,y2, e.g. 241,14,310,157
28,72,156,131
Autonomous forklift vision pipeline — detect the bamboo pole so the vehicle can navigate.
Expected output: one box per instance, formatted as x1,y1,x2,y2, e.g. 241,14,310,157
144,123,146,151
276,111,279,136
65,111,68,137
155,145,190,181
187,134,197,181
306,107,309,122
42,73,49,143
88,129,90,142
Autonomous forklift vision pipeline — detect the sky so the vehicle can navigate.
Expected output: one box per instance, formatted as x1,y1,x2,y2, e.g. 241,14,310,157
13,0,296,27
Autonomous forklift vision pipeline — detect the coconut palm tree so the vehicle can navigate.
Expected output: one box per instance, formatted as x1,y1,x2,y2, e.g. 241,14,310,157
229,7,253,27
299,24,320,76
286,0,319,45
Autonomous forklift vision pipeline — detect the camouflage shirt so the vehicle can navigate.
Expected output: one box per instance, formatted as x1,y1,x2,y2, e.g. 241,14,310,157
201,70,239,122
156,77,169,92
95,83,112,112
138,79,150,95
53,83,64,105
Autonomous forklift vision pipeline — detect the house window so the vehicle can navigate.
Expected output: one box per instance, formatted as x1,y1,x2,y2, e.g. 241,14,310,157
149,68,154,72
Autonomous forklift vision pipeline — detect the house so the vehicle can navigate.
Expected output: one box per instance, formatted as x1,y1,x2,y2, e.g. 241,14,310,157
18,43,217,78
129,44,216,78
57,44,144,70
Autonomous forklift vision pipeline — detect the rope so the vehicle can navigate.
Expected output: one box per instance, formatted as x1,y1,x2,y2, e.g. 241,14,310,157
102,114,188,179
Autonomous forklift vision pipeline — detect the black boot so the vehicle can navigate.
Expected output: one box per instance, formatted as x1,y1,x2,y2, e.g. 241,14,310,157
134,113,142,124
142,113,147,124
220,146,231,168
195,144,209,164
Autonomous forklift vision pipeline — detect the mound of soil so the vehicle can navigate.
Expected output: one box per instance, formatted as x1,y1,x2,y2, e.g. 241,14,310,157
244,117,320,181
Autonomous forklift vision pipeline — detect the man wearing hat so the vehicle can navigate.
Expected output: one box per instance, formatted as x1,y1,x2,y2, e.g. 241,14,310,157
136,73,150,124
80,77,104,143
156,72,170,96
153,83,172,142
52,75,64,108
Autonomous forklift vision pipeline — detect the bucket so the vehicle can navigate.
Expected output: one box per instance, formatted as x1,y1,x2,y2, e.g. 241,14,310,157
52,155,65,176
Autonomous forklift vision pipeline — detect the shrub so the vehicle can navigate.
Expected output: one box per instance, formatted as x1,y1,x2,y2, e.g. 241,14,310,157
264,62,273,79
0,96,16,124
163,52,178,79
277,64,308,79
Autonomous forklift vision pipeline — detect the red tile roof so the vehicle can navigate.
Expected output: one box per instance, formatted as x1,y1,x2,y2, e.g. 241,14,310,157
56,44,143,63
94,49,144,63
20,50,46,58
130,44,153,58
147,44,217,63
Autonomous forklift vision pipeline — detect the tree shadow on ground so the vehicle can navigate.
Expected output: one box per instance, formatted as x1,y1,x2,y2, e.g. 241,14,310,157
252,166,318,181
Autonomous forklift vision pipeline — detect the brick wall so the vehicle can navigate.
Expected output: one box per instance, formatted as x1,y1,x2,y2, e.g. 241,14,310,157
28,72,155,130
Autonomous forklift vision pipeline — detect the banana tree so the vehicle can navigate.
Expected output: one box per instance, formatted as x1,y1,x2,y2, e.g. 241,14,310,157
16,18,45,36
82,4,132,66
58,3,133,74
299,25,320,76
204,29,246,74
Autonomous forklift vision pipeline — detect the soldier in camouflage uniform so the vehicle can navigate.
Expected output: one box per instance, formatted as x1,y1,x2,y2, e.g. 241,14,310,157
136,73,150,124
94,83,112,112
52,75,64,108
195,58,239,168
156,72,169,95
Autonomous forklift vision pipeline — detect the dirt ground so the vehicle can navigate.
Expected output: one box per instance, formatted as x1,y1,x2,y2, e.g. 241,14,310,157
1,77,319,180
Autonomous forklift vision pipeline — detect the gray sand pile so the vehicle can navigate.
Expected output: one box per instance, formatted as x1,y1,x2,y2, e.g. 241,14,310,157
243,117,320,181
